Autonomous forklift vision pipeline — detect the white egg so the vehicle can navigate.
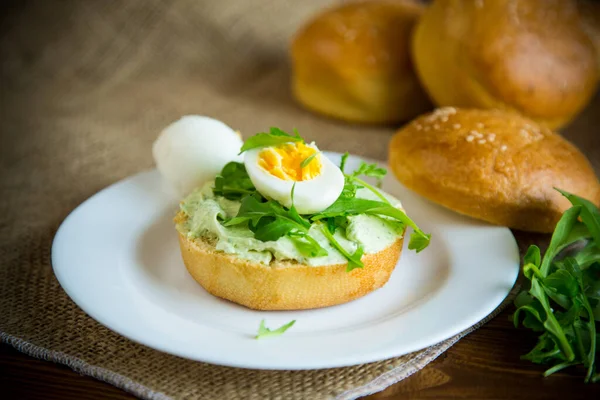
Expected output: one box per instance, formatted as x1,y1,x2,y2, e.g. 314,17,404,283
244,144,344,214
152,115,243,196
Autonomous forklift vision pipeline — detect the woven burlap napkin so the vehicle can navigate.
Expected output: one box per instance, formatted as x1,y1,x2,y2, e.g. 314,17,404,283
4,0,594,398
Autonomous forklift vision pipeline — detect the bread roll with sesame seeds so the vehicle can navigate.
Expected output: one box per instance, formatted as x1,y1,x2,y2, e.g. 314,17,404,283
389,108,600,233
412,0,599,129
290,0,431,124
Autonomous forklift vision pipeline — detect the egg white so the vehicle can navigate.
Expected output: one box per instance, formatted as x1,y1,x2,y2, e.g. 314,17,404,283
152,115,243,196
244,144,344,214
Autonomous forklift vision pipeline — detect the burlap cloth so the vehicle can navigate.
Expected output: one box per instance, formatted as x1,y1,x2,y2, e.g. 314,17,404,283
1,1,598,399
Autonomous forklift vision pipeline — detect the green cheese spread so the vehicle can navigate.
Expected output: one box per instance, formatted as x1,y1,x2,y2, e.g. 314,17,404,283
176,182,405,266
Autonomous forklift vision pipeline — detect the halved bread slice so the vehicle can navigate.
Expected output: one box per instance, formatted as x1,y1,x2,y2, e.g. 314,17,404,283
176,212,405,310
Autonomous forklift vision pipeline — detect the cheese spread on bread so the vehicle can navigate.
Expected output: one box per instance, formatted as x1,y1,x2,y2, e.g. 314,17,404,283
176,182,405,266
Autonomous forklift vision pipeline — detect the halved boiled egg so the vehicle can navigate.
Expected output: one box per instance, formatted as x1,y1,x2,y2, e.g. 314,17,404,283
152,115,243,196
244,141,344,214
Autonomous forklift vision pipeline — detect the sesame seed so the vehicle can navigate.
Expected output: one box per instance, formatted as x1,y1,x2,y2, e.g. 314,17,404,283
453,123,461,129
487,134,495,142
441,116,449,122
478,139,486,144
425,107,457,122
500,145,508,151
466,135,474,142
476,122,484,129
520,129,528,136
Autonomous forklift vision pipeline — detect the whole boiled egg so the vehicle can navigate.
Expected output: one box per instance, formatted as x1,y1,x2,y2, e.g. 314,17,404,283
152,115,243,196
244,141,344,214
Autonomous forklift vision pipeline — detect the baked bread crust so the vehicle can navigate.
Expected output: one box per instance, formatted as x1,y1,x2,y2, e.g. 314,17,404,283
176,211,404,310
412,0,599,129
389,108,600,233
290,0,430,124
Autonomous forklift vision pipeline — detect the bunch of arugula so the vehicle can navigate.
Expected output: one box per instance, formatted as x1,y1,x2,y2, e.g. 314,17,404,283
513,189,600,382
213,128,431,271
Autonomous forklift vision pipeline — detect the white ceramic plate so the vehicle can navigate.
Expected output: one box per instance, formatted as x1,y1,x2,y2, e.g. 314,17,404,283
52,152,519,370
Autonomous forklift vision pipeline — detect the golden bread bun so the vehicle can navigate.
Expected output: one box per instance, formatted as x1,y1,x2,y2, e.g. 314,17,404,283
389,108,600,233
412,0,599,129
291,0,431,124
176,212,404,310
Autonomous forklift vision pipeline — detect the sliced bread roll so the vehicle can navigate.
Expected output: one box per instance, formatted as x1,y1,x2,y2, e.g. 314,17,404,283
176,211,404,310
389,108,600,233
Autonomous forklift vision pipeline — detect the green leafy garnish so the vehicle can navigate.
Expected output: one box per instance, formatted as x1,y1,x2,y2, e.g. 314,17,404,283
321,225,364,271
255,319,296,339
312,198,431,253
239,127,303,154
513,189,600,382
350,161,387,188
300,152,319,169
340,156,389,202
213,162,256,200
340,152,350,173
224,195,327,257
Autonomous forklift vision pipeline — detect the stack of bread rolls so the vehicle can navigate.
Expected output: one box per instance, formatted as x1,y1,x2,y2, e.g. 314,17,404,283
291,0,599,128
291,0,600,232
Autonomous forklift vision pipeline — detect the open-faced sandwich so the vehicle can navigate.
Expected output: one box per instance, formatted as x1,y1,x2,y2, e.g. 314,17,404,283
156,117,429,310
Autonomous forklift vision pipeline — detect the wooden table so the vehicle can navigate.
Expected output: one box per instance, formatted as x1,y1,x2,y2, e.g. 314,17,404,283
2,303,600,399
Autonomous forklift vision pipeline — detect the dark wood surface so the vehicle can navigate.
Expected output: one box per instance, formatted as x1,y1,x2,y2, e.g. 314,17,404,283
2,305,599,399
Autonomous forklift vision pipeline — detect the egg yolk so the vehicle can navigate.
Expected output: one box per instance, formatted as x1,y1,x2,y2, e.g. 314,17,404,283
258,142,322,181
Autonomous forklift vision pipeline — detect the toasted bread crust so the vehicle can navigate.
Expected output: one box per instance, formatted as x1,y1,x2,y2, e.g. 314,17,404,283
176,217,404,310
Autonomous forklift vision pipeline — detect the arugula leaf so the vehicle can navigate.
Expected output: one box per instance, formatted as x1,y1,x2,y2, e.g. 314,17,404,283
529,278,575,362
312,198,431,252
339,152,349,173
300,152,319,169
513,292,546,331
288,232,328,258
563,258,597,380
255,319,296,339
575,243,600,269
253,219,297,242
557,189,600,245
351,161,387,188
540,206,582,276
524,245,541,267
224,195,327,256
513,189,600,383
339,156,389,201
521,333,563,365
544,269,579,298
239,127,303,154
321,225,364,271
288,183,309,229
213,162,256,200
